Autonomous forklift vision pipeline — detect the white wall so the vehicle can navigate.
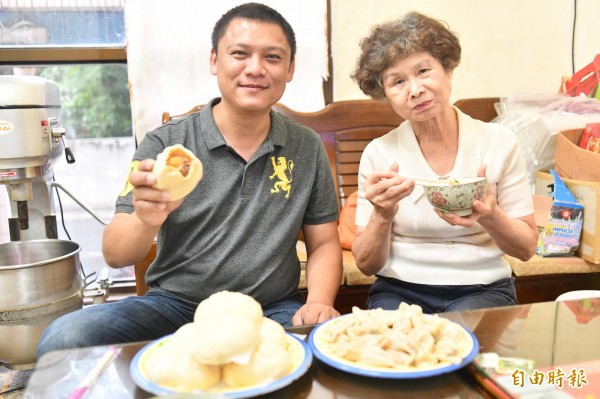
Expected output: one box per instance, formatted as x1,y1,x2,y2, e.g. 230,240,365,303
331,0,600,102
126,0,328,140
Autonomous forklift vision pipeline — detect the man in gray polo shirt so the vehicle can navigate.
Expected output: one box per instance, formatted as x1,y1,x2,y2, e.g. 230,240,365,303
37,2,342,356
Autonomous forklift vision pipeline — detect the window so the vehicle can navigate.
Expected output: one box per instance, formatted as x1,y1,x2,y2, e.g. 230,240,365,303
0,0,135,282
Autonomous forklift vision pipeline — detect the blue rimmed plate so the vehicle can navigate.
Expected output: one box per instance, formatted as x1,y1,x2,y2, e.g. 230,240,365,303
130,333,312,397
308,314,479,379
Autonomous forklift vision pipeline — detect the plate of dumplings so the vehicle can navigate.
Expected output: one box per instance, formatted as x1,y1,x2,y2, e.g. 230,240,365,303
308,303,478,379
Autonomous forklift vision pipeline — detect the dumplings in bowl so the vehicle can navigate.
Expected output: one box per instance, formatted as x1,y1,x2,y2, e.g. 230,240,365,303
422,177,488,217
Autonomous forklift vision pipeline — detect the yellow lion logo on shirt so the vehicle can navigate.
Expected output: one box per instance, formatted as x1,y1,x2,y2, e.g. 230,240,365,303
119,160,140,197
269,156,294,199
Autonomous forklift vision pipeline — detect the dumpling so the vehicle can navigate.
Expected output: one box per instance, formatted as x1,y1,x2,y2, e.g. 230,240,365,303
358,346,397,368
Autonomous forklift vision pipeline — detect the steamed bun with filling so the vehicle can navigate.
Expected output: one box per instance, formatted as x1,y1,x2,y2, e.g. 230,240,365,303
152,144,203,201
222,340,293,387
144,323,221,390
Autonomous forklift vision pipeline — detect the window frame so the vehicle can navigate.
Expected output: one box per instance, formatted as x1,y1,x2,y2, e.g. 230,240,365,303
0,47,126,63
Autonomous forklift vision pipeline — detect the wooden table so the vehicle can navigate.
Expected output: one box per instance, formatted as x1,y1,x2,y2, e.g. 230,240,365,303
24,299,600,398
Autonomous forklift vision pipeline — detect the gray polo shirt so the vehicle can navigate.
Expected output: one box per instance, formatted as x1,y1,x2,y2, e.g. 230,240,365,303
115,98,339,306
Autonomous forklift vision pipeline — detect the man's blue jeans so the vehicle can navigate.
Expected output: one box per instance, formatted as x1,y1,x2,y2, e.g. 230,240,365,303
37,290,304,359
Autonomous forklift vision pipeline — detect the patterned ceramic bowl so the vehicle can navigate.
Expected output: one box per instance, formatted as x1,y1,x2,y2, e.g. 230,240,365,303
422,177,488,216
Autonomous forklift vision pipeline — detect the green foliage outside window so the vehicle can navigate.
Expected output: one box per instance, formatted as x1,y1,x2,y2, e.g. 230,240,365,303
39,64,132,139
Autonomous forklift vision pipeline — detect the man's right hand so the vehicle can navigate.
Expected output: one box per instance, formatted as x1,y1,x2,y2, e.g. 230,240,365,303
130,159,184,227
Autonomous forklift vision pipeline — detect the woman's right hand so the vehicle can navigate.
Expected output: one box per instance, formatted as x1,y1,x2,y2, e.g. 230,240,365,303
129,159,184,227
364,161,414,219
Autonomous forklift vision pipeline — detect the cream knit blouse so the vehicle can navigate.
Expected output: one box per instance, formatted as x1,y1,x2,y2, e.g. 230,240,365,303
355,108,534,285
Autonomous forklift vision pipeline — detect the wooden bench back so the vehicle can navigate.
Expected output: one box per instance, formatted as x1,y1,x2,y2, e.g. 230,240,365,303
161,105,203,125
453,97,499,122
273,100,404,207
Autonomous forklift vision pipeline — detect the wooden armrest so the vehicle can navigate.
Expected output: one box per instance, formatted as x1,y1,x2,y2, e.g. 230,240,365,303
134,242,157,296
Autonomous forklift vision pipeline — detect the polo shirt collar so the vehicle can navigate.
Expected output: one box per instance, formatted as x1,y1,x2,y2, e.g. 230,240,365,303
268,107,287,147
201,98,288,152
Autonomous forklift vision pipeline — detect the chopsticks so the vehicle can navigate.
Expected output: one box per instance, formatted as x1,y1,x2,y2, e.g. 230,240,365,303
412,177,459,185
68,347,122,399
466,364,514,399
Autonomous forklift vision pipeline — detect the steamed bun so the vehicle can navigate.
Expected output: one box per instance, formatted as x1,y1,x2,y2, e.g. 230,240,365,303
194,291,263,326
222,340,293,387
143,291,296,392
152,144,203,201
192,314,261,365
144,324,221,390
259,317,288,348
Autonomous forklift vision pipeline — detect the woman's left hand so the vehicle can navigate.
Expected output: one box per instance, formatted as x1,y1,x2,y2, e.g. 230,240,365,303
436,165,538,260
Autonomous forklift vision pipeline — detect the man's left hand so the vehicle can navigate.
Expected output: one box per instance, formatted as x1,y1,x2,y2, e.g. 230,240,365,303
291,302,340,325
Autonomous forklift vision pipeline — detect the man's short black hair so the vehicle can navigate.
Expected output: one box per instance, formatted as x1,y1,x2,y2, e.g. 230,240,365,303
211,2,296,61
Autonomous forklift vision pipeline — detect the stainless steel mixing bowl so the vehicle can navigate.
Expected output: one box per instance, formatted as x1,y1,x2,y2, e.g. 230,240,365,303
0,239,83,369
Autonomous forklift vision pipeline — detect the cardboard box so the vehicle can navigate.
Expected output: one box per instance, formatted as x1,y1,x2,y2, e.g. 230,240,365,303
536,170,600,263
554,129,600,182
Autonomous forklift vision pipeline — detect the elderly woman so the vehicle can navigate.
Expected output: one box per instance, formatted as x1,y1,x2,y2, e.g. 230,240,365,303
351,12,538,313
